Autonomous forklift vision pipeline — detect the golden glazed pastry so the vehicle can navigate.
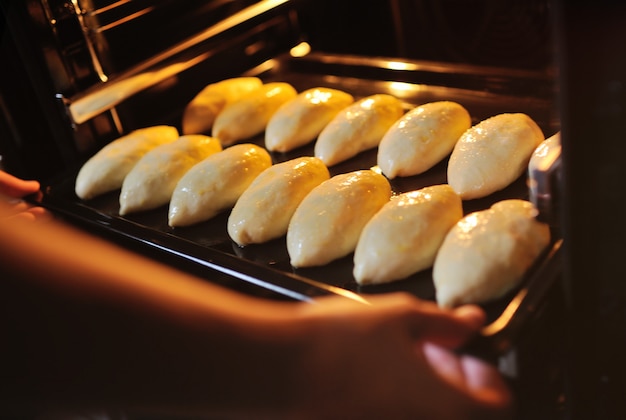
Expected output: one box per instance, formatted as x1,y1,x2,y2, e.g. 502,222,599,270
75,125,179,200
168,144,272,227
119,135,222,215
287,170,391,268
377,101,471,179
432,199,550,308
353,184,463,285
447,113,545,200
228,157,330,246
265,87,354,152
182,77,263,135
212,82,297,146
315,94,404,166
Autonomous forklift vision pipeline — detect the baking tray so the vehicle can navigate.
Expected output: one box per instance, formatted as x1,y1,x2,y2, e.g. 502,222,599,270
30,52,563,357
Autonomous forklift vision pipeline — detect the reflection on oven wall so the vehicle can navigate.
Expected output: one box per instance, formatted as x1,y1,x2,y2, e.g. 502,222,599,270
36,0,263,91
81,0,263,78
0,0,304,180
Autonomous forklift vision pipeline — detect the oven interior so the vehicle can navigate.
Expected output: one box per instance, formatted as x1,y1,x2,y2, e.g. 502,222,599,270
2,0,625,418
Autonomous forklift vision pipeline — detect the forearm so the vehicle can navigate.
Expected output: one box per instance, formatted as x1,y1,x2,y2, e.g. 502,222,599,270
0,216,307,416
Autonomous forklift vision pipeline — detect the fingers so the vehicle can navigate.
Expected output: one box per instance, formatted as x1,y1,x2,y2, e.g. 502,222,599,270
460,352,513,411
0,197,30,218
422,341,466,383
0,195,50,221
422,342,513,418
5,206,52,222
313,293,487,348
0,171,40,198
404,300,487,348
0,171,47,221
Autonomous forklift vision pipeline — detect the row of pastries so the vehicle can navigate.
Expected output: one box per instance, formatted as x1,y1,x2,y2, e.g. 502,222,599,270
75,77,559,308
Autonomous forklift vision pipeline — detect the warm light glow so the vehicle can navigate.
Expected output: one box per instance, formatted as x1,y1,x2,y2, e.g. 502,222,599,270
290,42,311,57
293,160,308,171
397,190,431,206
463,130,481,143
370,165,383,174
322,75,342,85
246,58,278,76
245,40,266,56
386,61,412,71
387,81,422,99
456,212,481,241
360,98,376,110
267,84,287,98
306,89,333,104
389,81,413,92
325,286,371,305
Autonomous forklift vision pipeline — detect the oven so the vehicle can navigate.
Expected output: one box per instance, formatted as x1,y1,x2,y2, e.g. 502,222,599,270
1,0,625,418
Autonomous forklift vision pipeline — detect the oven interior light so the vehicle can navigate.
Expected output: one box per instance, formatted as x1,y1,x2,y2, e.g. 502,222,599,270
290,42,311,57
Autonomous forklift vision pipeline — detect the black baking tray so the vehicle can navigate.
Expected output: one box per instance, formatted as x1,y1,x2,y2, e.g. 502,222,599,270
30,52,563,357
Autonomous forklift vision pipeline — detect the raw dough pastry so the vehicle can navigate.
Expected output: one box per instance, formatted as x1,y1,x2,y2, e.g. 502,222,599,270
529,132,561,174
265,87,354,152
75,125,179,200
287,170,391,267
353,184,463,285
119,135,222,215
228,157,330,246
377,101,471,179
182,77,263,135
315,94,404,166
212,82,297,146
447,113,545,200
433,199,550,308
168,144,272,227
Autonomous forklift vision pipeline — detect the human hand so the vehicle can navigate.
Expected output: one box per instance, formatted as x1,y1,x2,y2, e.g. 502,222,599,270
292,293,512,419
0,170,48,221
